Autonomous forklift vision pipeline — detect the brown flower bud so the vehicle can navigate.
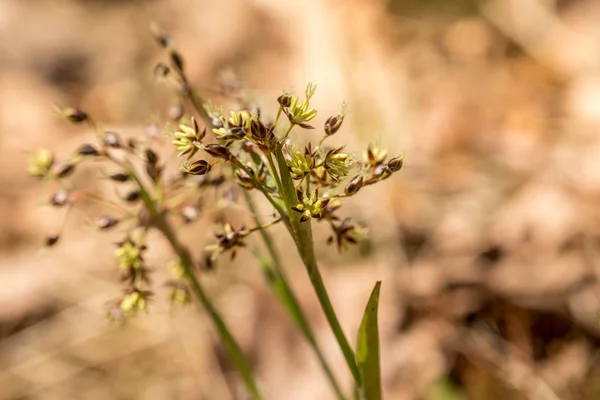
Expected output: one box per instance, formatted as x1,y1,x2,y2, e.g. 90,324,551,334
109,173,130,182
373,164,392,181
45,233,60,247
186,160,212,175
51,162,75,179
277,94,292,107
124,190,141,202
145,149,159,165
50,190,70,207
60,107,88,123
203,144,231,160
96,216,119,230
344,175,363,196
387,155,404,172
324,115,344,136
77,144,100,156
170,50,184,72
103,131,121,148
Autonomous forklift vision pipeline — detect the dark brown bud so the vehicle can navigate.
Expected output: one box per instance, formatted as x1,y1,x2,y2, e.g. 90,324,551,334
277,94,292,107
387,155,404,172
235,168,255,189
344,175,363,196
124,190,140,202
50,190,70,207
109,173,130,182
145,149,159,165
373,164,392,181
187,160,212,175
61,107,88,123
45,233,60,247
103,131,121,148
127,138,137,150
77,144,100,156
170,50,184,72
51,162,75,179
324,115,344,136
250,119,267,140
96,216,119,230
203,144,231,160
146,163,162,183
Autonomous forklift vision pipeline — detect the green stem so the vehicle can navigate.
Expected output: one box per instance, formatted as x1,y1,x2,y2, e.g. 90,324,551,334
130,169,264,400
243,191,347,400
274,146,361,385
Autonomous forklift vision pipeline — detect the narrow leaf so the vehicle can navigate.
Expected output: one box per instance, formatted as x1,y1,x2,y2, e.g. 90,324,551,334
356,281,382,400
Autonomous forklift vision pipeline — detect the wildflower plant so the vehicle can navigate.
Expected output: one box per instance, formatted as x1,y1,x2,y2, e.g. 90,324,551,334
29,25,403,400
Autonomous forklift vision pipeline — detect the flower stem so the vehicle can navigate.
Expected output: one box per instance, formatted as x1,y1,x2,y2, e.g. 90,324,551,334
243,190,347,400
274,146,361,386
129,169,264,400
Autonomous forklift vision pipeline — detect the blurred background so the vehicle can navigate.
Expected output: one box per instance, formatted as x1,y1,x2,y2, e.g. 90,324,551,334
3,0,600,398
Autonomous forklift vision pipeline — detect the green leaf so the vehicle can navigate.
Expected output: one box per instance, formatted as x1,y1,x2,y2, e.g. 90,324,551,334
356,281,382,400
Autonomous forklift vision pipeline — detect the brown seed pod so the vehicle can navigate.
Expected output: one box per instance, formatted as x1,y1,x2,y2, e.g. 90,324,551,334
124,190,141,202
96,216,119,230
51,162,75,179
388,155,404,172
109,173,130,182
344,175,363,196
45,233,60,247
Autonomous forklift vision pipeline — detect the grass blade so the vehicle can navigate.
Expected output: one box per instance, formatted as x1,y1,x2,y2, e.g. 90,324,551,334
356,281,382,400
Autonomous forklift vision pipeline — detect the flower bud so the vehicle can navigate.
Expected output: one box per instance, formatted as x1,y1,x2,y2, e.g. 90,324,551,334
388,155,404,172
58,107,88,123
373,164,392,181
103,131,121,148
28,149,54,178
96,216,119,230
45,233,60,247
277,94,292,107
51,162,75,179
109,173,130,182
181,160,211,176
344,175,363,196
170,50,184,72
324,115,344,136
124,190,141,202
203,144,231,160
50,190,70,207
145,148,159,165
77,144,100,156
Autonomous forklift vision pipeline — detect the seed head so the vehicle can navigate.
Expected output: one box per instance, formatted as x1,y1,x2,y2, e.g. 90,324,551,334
45,233,60,247
77,144,100,156
51,162,76,179
203,144,231,160
109,173,130,182
344,175,363,196
96,216,119,230
56,107,88,124
388,155,404,172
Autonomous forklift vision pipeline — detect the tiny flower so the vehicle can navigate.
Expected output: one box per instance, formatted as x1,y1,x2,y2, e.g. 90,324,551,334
327,218,364,252
283,83,318,129
153,63,170,79
291,190,330,222
179,159,211,175
28,149,54,178
323,146,354,181
114,239,144,270
120,289,152,316
212,111,250,141
207,223,249,260
365,144,388,168
173,121,204,158
286,145,314,179
166,281,191,305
